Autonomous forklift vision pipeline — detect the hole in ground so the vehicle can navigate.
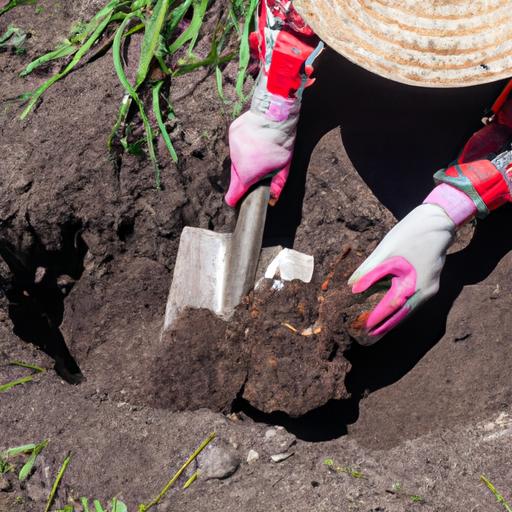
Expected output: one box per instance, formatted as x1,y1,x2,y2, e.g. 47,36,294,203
1,221,88,384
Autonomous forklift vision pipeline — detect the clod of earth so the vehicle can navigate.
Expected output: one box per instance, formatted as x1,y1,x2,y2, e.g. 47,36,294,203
150,247,378,417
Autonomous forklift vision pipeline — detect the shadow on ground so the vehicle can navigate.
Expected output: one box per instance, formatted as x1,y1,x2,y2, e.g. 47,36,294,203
245,48,512,441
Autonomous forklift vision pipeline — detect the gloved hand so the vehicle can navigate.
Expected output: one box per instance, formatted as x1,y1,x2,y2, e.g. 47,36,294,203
348,203,457,340
225,83,301,207
225,0,321,207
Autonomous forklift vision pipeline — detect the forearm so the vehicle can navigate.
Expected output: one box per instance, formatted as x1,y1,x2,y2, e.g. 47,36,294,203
252,0,323,103
425,86,512,227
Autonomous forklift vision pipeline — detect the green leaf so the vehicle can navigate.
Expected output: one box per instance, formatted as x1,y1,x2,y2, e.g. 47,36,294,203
19,439,47,481
2,444,36,458
112,14,160,187
81,497,91,512
20,7,115,119
20,43,77,77
111,498,128,512
168,0,208,55
152,80,177,163
0,0,36,17
44,452,72,512
138,432,216,512
8,360,45,373
234,0,258,116
136,0,171,87
0,375,34,393
93,499,106,512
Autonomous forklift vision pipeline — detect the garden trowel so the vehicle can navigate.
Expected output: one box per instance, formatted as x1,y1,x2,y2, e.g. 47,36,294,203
162,182,272,331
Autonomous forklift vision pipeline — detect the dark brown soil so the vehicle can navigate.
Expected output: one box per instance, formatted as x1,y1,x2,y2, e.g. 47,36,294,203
1,2,512,511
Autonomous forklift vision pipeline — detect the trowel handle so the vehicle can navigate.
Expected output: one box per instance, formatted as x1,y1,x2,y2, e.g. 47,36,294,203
229,181,271,300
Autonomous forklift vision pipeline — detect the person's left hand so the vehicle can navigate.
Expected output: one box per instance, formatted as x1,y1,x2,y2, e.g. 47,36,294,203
348,204,456,341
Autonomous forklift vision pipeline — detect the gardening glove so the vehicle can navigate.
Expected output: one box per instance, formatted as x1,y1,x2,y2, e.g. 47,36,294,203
225,83,301,207
348,203,457,340
225,0,322,207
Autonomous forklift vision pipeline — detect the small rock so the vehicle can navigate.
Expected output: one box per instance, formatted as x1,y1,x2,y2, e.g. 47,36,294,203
263,427,296,455
197,440,241,480
270,452,294,463
0,474,12,492
246,450,259,464
491,284,501,299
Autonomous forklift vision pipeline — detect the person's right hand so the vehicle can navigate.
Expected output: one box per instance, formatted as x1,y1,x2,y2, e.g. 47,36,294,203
225,90,300,207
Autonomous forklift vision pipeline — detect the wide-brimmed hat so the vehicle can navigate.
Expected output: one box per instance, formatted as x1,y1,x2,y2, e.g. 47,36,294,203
293,0,512,87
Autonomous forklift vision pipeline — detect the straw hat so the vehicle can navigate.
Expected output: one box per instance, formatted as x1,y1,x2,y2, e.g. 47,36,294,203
293,0,512,87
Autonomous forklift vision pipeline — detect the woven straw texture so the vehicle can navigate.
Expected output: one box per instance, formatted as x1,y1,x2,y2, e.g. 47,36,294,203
294,0,512,87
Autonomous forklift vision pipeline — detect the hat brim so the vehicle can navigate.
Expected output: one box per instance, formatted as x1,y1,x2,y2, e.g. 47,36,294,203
294,0,512,87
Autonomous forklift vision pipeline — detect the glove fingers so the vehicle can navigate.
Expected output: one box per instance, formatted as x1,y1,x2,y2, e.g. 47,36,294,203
225,163,248,207
269,163,291,204
369,303,411,338
365,276,410,331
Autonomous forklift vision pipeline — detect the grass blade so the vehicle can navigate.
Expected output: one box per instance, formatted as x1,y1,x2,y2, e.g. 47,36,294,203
481,475,512,512
0,375,33,392
19,439,47,481
8,360,45,373
20,7,115,119
152,80,177,162
0,0,36,17
111,497,128,512
112,14,160,187
81,497,91,512
2,444,36,458
168,0,208,55
93,499,106,512
44,452,72,512
136,0,171,87
20,43,77,77
234,0,258,116
137,432,216,512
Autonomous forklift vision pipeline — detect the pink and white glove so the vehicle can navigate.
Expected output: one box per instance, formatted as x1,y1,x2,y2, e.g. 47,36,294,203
348,184,477,341
225,83,301,207
225,0,322,207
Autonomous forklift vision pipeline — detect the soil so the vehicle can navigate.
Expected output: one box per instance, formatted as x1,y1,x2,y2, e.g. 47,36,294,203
1,2,512,511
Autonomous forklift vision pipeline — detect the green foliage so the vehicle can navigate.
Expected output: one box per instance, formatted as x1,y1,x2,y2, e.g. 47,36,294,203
323,458,364,479
481,475,512,512
0,440,48,481
0,360,46,393
18,0,258,188
45,453,72,512
138,432,216,511
0,0,36,17
0,25,28,53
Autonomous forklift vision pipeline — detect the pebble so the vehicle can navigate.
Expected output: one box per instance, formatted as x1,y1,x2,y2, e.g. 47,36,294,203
263,426,296,455
270,452,294,463
198,441,241,480
246,450,259,464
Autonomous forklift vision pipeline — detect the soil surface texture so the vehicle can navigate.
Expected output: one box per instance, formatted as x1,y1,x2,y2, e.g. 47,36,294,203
1,2,512,511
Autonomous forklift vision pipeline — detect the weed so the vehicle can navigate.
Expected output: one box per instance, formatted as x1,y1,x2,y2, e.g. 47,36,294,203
0,0,36,17
0,25,28,53
481,475,512,512
16,0,258,188
138,431,216,511
323,458,365,479
45,452,71,512
387,482,425,504
0,440,48,481
0,360,46,393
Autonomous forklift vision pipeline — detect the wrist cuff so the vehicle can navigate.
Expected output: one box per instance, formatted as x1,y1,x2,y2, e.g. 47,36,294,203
423,184,477,226
433,160,511,218
251,81,301,122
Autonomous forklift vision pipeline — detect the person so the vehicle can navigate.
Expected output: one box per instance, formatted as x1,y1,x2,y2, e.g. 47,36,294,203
225,0,512,342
